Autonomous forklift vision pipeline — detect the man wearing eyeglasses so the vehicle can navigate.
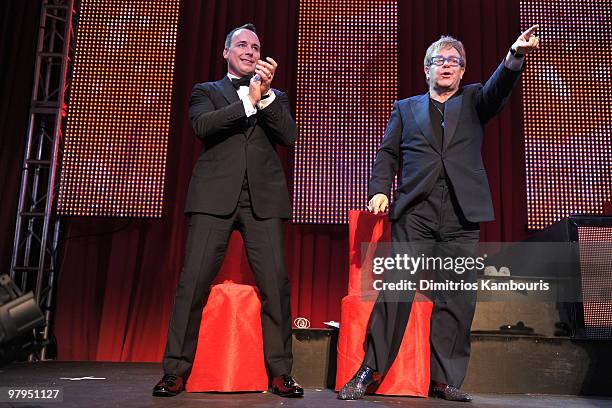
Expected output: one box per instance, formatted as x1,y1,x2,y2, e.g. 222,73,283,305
339,26,540,402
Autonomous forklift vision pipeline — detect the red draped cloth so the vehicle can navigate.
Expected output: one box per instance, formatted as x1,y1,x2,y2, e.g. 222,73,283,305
336,211,433,397
186,282,268,392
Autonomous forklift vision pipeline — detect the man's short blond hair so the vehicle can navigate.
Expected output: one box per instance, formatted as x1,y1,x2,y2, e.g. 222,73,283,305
424,35,466,68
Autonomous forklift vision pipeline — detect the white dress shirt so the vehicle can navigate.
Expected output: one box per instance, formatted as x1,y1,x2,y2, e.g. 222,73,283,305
227,73,277,118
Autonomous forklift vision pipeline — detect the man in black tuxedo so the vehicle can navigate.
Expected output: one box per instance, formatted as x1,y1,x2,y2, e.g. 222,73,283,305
153,23,302,398
339,26,540,401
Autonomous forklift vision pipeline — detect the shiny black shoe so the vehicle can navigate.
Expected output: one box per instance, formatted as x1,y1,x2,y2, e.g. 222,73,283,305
430,383,472,402
271,374,304,398
152,374,184,397
337,365,378,400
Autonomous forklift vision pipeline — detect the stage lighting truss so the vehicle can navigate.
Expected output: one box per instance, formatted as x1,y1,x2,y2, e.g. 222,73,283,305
9,0,76,360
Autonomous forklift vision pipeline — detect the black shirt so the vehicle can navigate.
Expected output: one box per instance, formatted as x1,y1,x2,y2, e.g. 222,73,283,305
428,91,462,180
429,98,446,180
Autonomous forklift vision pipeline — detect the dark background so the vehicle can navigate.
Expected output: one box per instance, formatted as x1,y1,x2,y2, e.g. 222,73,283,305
0,0,526,361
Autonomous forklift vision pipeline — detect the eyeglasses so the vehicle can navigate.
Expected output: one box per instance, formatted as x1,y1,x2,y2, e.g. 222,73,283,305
429,56,464,67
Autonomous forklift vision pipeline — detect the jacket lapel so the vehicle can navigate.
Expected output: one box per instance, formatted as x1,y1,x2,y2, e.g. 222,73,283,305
410,93,441,154
218,76,257,137
218,76,239,104
442,91,463,149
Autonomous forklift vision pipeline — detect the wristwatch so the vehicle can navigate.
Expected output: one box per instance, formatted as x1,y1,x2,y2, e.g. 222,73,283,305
510,47,524,58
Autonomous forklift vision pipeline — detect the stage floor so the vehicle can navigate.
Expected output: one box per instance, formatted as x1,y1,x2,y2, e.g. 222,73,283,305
0,362,610,408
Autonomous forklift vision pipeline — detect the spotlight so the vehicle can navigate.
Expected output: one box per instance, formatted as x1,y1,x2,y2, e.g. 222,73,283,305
0,274,45,364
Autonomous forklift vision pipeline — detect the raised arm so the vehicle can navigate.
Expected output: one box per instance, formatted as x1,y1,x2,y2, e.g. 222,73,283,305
477,24,540,122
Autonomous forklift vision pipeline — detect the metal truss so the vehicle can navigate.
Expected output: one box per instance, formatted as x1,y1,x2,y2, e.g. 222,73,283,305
9,0,76,360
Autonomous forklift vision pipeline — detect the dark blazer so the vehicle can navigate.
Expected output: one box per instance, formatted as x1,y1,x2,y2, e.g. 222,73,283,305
368,62,521,223
185,76,296,219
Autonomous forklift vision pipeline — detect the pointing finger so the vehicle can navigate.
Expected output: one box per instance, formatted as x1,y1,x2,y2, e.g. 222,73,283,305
522,24,539,39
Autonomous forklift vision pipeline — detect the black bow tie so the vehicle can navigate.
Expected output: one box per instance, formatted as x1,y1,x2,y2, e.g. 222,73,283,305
230,75,253,89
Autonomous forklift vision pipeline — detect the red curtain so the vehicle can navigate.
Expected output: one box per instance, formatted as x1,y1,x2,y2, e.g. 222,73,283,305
1,0,527,361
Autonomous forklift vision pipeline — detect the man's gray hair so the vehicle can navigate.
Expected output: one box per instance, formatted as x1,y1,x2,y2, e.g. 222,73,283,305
224,23,257,49
423,35,466,68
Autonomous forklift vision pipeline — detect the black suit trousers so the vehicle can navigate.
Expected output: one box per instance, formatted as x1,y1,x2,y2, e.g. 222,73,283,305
163,179,293,379
364,179,480,387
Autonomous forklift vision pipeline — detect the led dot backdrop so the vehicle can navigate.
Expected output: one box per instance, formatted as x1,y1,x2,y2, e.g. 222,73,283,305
521,0,612,230
57,0,180,217
578,226,612,339
292,0,398,224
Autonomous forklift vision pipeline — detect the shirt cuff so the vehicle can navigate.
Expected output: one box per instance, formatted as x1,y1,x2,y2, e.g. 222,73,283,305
504,51,524,72
240,94,257,117
257,91,276,110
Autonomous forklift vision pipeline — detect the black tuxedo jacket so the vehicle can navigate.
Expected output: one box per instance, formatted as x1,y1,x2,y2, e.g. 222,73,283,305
185,76,296,219
368,62,521,223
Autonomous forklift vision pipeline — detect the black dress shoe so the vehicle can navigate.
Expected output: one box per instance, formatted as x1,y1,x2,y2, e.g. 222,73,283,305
430,383,472,402
152,374,184,397
337,365,379,400
271,374,304,397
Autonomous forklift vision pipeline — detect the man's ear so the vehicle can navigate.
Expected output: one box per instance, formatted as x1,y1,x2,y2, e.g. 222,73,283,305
424,65,430,81
222,48,229,59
